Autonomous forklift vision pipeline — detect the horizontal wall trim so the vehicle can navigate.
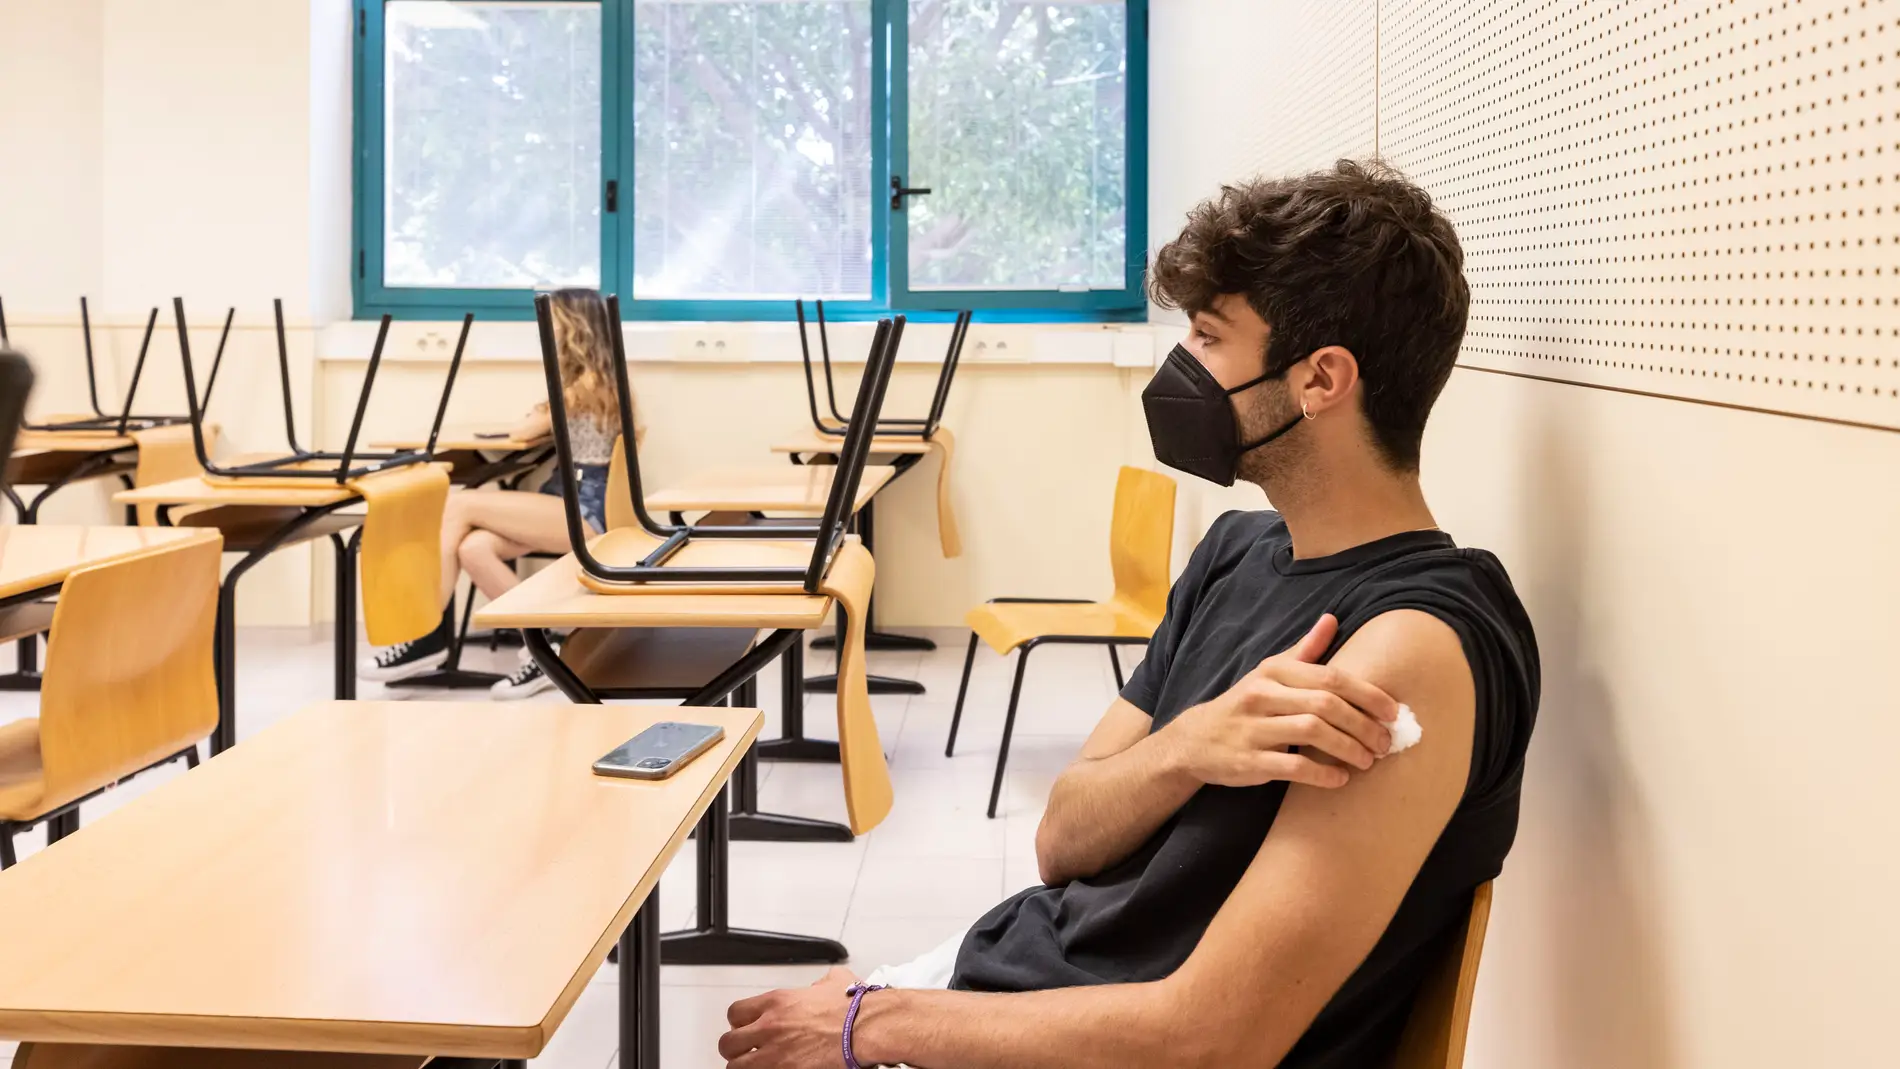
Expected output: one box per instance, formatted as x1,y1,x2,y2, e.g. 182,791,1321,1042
1456,363,1900,436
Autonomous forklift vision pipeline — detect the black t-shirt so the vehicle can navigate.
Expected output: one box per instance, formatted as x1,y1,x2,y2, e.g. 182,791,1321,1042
949,511,1540,1069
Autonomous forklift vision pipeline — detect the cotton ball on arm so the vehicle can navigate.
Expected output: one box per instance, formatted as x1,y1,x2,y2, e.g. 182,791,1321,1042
1383,704,1423,757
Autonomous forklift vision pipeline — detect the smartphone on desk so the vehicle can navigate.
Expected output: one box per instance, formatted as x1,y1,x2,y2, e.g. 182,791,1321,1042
473,431,511,440
593,722,726,781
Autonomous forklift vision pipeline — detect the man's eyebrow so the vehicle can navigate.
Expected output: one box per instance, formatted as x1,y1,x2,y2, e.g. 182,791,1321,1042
1198,305,1235,325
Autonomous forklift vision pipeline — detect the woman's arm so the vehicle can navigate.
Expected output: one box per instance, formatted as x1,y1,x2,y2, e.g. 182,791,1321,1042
509,405,551,442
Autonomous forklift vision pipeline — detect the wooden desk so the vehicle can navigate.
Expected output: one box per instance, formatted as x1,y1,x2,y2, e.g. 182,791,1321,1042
770,430,934,458
0,700,759,1069
479,548,831,630
115,476,368,755
6,426,216,690
645,463,894,518
0,525,215,605
371,426,552,491
476,545,853,967
372,425,550,455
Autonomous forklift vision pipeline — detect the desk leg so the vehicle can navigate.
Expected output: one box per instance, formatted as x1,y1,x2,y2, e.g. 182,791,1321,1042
811,494,937,654
332,531,359,701
805,497,928,696
621,888,661,1069
212,503,360,756
662,784,849,966
756,638,843,764
0,635,42,692
386,591,506,691
525,628,852,964
212,563,240,756
729,674,851,842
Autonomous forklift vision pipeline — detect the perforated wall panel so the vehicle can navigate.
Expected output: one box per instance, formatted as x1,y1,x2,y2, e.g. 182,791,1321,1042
1228,2,1378,177
1378,0,1900,428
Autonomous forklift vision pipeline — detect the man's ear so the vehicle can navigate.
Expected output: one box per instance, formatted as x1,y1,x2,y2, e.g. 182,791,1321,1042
1295,345,1361,418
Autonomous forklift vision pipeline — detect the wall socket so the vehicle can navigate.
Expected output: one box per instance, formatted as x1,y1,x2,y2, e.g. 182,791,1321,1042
670,329,752,362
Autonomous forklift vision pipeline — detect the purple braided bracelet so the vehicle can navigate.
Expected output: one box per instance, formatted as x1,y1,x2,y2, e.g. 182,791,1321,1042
843,982,888,1069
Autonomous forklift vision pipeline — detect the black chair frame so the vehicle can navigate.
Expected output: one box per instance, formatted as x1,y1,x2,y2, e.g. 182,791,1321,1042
18,297,231,435
0,745,198,869
173,297,470,483
945,596,1155,819
535,292,900,592
796,298,969,440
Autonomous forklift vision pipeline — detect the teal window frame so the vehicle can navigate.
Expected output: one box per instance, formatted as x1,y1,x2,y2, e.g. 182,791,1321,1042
352,0,1148,322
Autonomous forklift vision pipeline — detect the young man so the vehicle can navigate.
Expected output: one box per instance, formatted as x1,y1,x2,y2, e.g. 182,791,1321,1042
720,160,1541,1069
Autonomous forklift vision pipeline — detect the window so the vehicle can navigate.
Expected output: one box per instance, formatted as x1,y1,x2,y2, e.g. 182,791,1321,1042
354,0,1147,320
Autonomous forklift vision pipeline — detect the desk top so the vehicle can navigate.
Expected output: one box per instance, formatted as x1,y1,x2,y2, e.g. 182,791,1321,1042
0,700,760,1058
0,525,219,601
645,463,894,515
476,543,833,630
770,429,937,456
114,474,362,508
13,429,137,453
371,426,550,453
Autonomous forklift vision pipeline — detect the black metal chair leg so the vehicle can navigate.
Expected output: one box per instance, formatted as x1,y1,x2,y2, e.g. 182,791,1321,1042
986,643,1034,819
946,631,980,757
0,827,13,869
1108,644,1125,690
183,745,200,769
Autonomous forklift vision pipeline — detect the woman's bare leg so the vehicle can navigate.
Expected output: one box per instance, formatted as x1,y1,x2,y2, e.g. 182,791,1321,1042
444,490,577,599
458,529,531,602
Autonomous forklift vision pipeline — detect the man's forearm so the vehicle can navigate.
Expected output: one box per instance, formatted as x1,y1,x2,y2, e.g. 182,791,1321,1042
853,981,1211,1069
1035,729,1198,885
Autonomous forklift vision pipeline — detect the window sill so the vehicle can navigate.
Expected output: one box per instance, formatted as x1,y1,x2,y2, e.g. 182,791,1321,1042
316,318,1162,369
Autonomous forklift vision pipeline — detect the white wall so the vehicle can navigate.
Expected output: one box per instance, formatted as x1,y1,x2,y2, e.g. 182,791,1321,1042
1149,2,1900,1066
0,0,104,312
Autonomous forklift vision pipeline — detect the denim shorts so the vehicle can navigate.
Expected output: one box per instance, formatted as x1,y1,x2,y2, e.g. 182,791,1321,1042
540,463,609,535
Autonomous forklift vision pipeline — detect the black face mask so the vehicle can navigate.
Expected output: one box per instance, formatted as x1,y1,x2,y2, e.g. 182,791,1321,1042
1141,344,1304,487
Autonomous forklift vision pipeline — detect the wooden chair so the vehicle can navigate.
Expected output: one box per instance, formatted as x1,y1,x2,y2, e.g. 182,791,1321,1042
0,535,221,867
946,465,1176,817
1390,882,1495,1069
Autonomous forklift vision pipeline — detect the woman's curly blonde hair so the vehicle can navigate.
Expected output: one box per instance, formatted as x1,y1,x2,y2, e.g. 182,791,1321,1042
544,288,632,432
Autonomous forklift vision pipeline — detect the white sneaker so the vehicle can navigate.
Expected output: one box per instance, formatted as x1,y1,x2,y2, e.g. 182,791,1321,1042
491,654,555,700
359,631,450,682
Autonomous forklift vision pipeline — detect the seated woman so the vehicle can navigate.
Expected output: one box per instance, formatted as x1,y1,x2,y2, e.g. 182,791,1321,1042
358,288,634,699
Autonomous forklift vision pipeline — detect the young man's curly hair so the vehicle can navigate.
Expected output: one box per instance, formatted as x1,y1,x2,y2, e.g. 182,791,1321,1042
1149,159,1469,471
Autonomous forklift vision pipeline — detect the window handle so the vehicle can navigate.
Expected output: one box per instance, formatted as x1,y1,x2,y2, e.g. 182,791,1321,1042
890,174,932,211
605,179,619,213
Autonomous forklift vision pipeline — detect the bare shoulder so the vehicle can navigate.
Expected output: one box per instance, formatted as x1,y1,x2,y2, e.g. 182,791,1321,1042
1278,608,1476,841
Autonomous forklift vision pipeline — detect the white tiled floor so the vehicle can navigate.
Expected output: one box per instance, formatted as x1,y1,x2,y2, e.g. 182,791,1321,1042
0,624,1128,1069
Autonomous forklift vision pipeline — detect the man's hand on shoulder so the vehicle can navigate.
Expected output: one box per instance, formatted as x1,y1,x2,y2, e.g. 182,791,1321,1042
1162,607,1477,1066
1158,614,1403,789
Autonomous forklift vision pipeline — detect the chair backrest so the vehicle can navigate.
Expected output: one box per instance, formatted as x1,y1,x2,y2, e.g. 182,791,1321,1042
1108,466,1177,621
0,349,35,491
36,535,221,813
1389,882,1495,1069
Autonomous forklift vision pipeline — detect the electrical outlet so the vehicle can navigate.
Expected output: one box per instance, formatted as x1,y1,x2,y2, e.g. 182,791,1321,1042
670,329,751,362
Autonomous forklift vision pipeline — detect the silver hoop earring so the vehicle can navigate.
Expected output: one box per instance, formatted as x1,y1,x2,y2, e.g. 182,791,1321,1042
1301,401,1315,420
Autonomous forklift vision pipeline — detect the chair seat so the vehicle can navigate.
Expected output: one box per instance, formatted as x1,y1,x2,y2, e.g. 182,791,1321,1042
966,599,1160,656
0,717,45,821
